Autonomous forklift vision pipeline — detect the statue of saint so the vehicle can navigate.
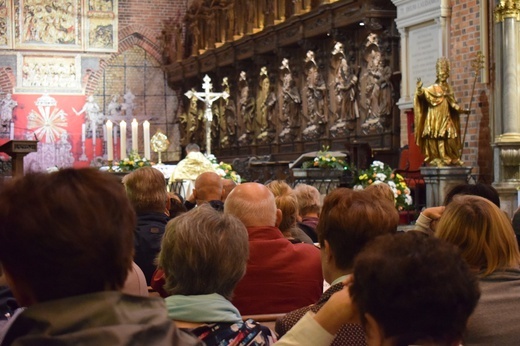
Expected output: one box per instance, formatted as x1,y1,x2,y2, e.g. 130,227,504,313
238,71,255,135
414,57,469,167
0,93,17,129
280,58,301,129
73,95,103,137
107,94,121,117
333,42,358,122
304,50,327,126
256,67,276,142
122,90,135,117
179,92,202,145
217,77,237,147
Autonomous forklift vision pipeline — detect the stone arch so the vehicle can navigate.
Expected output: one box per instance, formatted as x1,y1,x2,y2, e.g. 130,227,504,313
85,25,163,94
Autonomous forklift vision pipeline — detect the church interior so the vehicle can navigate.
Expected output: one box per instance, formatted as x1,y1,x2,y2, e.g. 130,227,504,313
0,0,518,214
4,2,520,344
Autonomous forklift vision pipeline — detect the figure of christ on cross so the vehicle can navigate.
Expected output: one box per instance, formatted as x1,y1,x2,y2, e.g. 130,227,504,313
185,75,229,155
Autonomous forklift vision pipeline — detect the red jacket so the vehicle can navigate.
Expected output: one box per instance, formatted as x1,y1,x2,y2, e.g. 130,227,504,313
232,226,323,315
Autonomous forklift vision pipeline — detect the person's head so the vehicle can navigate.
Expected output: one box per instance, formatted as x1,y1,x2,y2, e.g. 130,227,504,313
168,192,187,218
293,184,321,217
185,143,200,154
350,232,480,346
224,182,281,228
158,204,248,300
221,179,236,201
122,167,168,214
436,195,520,275
266,181,298,236
0,168,135,306
364,183,395,205
193,172,223,204
317,188,398,281
443,183,500,207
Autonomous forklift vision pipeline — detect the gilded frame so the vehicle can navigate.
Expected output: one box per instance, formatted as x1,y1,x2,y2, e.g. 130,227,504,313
0,0,12,48
14,0,82,51
85,0,118,52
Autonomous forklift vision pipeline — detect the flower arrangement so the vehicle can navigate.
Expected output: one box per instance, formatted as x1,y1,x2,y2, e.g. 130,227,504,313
302,146,350,170
206,154,242,183
116,151,152,172
353,160,413,211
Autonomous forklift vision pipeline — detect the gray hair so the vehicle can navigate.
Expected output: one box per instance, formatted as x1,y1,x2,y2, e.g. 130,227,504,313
294,184,321,216
158,204,248,299
186,143,200,153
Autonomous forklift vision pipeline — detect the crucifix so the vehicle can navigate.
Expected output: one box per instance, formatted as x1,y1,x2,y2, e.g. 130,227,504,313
185,75,229,155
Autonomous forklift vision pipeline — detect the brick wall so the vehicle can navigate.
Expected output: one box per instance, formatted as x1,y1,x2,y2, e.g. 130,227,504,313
448,0,493,182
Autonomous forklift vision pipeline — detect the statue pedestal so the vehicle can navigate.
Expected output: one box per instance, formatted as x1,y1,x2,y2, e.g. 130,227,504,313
420,166,473,207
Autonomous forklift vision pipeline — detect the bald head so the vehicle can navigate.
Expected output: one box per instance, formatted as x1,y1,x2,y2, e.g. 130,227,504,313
194,172,223,204
222,179,237,201
224,183,278,227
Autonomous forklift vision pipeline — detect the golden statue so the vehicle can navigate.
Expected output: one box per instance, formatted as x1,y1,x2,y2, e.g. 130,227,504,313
414,57,469,167
151,129,170,165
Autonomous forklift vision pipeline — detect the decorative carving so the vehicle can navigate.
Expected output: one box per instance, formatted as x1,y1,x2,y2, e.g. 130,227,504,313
18,54,82,94
495,0,520,22
500,148,520,181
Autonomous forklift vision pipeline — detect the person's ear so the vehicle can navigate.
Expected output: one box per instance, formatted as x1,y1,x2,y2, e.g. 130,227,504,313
323,240,334,263
275,208,282,227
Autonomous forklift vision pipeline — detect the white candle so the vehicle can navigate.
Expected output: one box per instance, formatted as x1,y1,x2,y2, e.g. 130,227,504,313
106,120,113,161
9,122,14,140
120,120,127,159
81,123,86,142
131,118,138,152
143,120,150,160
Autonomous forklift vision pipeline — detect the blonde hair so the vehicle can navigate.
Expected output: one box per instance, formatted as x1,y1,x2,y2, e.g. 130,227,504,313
436,195,520,275
294,184,321,216
122,167,168,213
266,181,299,236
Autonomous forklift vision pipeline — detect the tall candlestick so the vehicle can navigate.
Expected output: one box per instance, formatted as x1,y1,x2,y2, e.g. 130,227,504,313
143,120,150,160
9,122,14,140
120,120,127,159
81,123,86,142
91,120,96,150
131,118,138,152
106,120,113,161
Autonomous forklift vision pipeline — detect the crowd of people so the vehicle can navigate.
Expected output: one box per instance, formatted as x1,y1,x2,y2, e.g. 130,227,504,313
1,153,520,345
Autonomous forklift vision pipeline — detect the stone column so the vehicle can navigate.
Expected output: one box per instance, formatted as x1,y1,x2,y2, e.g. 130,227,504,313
493,1,520,217
496,3,520,140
